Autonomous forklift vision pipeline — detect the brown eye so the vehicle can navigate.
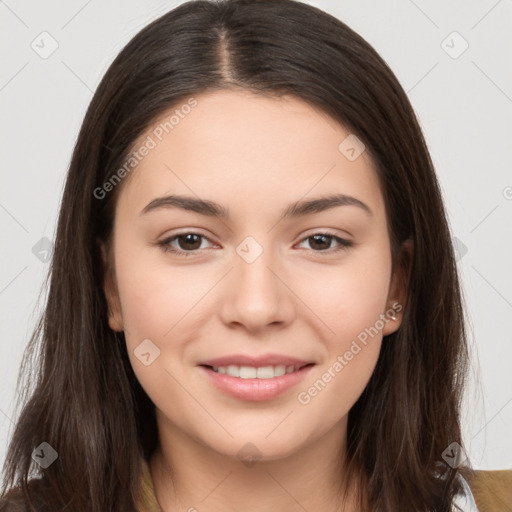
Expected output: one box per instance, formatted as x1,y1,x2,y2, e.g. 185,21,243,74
297,233,352,253
175,233,202,251
158,232,214,256
308,234,333,251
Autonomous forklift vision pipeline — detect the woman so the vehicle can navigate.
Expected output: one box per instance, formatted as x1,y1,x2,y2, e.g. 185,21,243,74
1,0,510,510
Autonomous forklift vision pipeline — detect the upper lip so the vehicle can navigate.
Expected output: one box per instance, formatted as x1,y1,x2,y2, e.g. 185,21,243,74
199,354,314,368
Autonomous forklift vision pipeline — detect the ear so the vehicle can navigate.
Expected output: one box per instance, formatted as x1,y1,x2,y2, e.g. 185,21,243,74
99,241,124,332
382,239,413,336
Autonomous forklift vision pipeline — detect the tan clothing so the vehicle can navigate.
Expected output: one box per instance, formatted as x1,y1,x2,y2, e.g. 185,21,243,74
136,458,512,512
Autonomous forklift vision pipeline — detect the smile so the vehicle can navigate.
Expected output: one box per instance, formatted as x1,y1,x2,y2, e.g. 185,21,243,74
199,363,315,401
207,363,310,379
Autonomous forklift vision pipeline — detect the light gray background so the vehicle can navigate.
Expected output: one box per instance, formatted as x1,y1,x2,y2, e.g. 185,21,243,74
1,0,511,471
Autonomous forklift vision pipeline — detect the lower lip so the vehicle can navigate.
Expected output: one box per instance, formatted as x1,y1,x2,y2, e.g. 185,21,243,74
199,364,314,401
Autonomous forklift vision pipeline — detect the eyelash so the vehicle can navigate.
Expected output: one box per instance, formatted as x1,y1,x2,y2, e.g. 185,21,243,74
157,231,353,257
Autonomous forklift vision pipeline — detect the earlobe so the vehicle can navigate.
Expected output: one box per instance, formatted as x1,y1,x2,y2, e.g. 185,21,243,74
382,239,413,336
108,313,124,332
99,241,124,332
382,299,404,336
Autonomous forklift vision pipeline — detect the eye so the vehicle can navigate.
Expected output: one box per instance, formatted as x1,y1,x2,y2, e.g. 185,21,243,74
296,232,353,253
158,232,216,256
157,231,353,257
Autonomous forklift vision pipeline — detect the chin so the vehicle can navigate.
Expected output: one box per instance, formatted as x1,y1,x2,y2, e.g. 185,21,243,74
200,423,315,463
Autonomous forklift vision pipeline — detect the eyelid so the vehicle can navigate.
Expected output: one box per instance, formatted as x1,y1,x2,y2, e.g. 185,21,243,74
294,231,353,253
159,228,217,243
157,229,353,257
159,227,351,244
157,230,218,253
298,227,353,241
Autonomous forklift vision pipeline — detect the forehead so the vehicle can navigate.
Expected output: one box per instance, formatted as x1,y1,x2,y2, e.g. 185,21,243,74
116,89,384,220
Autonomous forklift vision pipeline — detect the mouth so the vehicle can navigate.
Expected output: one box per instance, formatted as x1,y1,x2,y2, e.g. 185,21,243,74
198,362,315,401
201,363,314,379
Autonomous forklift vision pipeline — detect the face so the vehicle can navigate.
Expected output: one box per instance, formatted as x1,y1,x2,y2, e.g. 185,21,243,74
102,89,406,462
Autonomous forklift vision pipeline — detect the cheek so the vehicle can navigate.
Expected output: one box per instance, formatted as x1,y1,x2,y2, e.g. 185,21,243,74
296,336,382,429
114,240,208,344
297,247,392,346
113,238,224,401
292,246,390,414
113,244,203,409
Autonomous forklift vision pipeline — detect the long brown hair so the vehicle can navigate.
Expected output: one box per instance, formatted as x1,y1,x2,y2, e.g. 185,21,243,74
0,0,471,510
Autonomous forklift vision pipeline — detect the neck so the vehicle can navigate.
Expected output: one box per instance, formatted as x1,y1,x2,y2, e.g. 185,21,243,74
149,416,364,512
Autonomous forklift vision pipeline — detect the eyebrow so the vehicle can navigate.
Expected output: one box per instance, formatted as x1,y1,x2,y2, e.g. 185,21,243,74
139,193,373,220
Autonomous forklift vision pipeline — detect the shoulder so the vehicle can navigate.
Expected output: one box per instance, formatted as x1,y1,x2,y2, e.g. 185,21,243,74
461,468,512,512
0,478,49,512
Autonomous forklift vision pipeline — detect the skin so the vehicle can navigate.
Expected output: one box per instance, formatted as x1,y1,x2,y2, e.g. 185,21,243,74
102,89,409,511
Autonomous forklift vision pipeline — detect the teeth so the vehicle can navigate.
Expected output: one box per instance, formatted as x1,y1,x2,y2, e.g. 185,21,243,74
239,366,257,378
227,365,239,377
211,364,302,379
256,366,274,379
274,365,286,377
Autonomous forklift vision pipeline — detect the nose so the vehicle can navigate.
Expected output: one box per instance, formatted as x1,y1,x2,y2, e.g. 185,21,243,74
218,246,296,333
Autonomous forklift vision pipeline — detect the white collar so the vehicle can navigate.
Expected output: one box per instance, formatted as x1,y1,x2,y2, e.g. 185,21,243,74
452,471,480,511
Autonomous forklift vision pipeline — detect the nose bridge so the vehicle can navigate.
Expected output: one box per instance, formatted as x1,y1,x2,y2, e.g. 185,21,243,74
220,235,294,330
